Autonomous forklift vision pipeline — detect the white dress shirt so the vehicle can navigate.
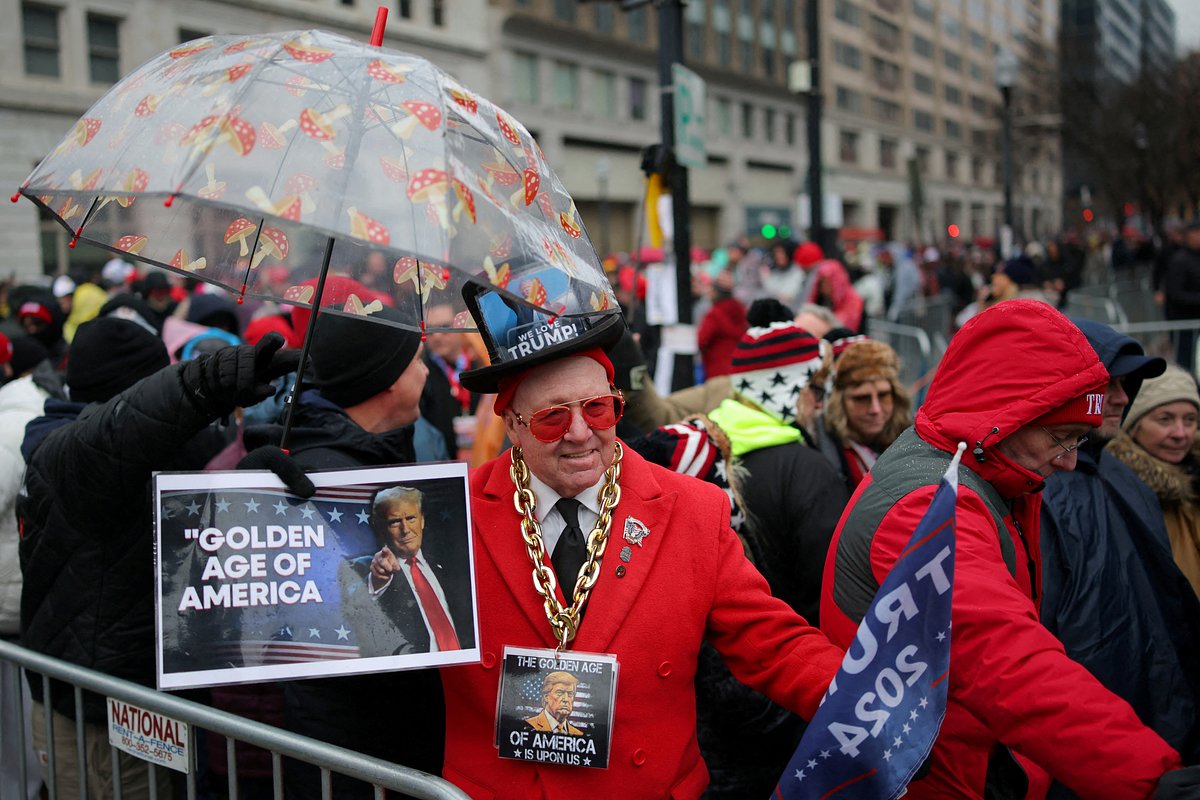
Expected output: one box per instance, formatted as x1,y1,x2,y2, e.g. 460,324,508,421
527,472,603,557
369,549,457,652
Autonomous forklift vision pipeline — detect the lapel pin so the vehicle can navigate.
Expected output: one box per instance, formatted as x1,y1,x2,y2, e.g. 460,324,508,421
615,565,626,578
623,517,650,547
619,546,632,562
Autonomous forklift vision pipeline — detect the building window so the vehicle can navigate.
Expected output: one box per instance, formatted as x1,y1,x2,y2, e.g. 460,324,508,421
839,129,860,164
942,14,960,39
834,0,861,27
913,72,933,94
717,32,732,66
397,0,413,18
914,109,934,131
553,62,579,110
972,128,989,149
592,70,616,117
835,86,863,113
944,85,962,105
553,0,576,23
880,137,898,169
872,96,901,122
687,0,706,60
23,3,60,78
915,145,930,174
87,14,121,84
943,50,962,72
969,61,983,81
716,96,733,136
740,102,754,138
785,112,795,145
945,118,962,138
629,76,648,120
912,0,934,22
969,94,987,115
765,107,776,142
969,30,985,50
912,34,933,58
945,150,959,179
628,7,648,41
871,57,901,90
178,27,207,44
513,52,539,105
869,15,900,49
971,156,985,184
833,41,862,70
431,0,445,26
594,4,614,33
763,46,775,77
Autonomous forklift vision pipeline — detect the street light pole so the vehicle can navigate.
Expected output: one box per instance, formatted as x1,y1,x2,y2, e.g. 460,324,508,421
806,0,825,252
994,48,1018,254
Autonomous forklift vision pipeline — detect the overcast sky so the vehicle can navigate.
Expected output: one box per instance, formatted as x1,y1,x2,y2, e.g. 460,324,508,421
1168,0,1200,51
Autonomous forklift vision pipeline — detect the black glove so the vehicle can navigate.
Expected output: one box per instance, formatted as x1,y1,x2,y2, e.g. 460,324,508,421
237,445,315,499
182,332,301,412
608,329,648,392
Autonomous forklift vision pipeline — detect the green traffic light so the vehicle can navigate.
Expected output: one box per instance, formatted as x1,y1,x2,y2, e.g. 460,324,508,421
779,225,791,238
761,224,777,239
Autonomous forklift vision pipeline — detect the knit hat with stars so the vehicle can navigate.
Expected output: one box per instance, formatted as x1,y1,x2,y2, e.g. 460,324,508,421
729,322,827,424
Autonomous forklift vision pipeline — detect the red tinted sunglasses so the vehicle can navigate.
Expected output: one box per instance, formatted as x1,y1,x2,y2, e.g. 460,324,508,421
514,392,625,442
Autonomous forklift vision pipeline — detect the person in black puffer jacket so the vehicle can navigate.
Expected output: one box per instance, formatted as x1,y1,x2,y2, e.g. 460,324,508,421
18,317,298,799
242,308,444,800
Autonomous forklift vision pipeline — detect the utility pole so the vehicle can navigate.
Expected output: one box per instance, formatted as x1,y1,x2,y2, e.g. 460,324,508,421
806,0,826,252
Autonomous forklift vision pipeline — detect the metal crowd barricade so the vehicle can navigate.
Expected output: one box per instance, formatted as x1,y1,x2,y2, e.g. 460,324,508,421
1113,319,1200,372
1061,295,1129,326
863,319,939,406
0,639,469,800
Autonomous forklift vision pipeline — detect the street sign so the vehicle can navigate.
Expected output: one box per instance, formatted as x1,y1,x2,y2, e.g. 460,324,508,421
672,64,707,170
798,193,844,228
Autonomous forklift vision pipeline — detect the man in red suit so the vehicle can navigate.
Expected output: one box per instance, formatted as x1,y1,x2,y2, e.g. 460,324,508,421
443,287,845,799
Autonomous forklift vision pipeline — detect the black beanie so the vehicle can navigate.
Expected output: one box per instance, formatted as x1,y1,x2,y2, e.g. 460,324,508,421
67,317,170,403
309,308,422,409
10,336,49,377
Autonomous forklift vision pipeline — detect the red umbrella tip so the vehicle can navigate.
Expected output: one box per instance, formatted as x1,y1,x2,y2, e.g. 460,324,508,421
9,191,20,203
370,6,389,46
236,295,244,305
163,194,175,208
68,237,78,249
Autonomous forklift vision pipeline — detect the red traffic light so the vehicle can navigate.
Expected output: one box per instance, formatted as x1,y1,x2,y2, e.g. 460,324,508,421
1083,208,1094,222
947,224,960,238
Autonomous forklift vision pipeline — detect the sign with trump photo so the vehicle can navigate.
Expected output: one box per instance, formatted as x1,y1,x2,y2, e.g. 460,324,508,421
153,463,478,689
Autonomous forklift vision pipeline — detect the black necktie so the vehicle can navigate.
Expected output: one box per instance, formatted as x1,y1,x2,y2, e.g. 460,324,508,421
551,498,588,595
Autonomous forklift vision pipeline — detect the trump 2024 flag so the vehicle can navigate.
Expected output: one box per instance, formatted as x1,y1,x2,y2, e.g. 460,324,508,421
775,446,961,799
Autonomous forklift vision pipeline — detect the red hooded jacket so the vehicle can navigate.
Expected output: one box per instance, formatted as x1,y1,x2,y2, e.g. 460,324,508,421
821,300,1181,798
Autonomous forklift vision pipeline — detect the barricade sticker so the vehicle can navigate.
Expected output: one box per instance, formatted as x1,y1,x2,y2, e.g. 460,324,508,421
106,698,190,774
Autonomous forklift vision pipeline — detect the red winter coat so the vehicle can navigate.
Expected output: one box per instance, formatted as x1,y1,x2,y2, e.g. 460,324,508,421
821,300,1181,798
441,444,844,799
697,297,747,378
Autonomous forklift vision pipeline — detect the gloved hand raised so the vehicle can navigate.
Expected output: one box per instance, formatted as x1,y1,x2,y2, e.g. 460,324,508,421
182,332,301,412
238,445,315,499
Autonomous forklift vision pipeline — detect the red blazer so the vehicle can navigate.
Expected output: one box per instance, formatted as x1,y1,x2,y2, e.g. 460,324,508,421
440,444,843,799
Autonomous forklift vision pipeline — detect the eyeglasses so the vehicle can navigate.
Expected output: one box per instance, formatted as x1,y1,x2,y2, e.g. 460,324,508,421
514,392,625,443
1041,426,1089,459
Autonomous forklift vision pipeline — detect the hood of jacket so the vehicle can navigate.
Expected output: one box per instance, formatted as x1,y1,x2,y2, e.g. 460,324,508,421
1106,429,1200,508
21,398,87,462
915,299,1108,498
708,397,801,457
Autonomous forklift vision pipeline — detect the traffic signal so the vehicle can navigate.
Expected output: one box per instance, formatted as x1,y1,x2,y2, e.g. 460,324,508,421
947,224,960,238
761,224,778,239
1082,208,1094,222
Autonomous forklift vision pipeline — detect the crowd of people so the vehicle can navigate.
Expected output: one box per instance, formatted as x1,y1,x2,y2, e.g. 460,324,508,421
0,226,1199,800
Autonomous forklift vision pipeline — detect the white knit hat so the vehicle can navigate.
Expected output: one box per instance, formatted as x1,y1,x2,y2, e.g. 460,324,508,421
1123,364,1200,432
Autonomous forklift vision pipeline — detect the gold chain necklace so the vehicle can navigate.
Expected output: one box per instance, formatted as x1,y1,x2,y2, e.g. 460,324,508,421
509,441,623,650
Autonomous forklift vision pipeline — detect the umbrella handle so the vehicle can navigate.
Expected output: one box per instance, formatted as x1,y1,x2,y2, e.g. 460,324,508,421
279,236,336,453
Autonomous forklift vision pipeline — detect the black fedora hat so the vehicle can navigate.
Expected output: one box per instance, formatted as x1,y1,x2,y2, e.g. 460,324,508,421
458,281,625,394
